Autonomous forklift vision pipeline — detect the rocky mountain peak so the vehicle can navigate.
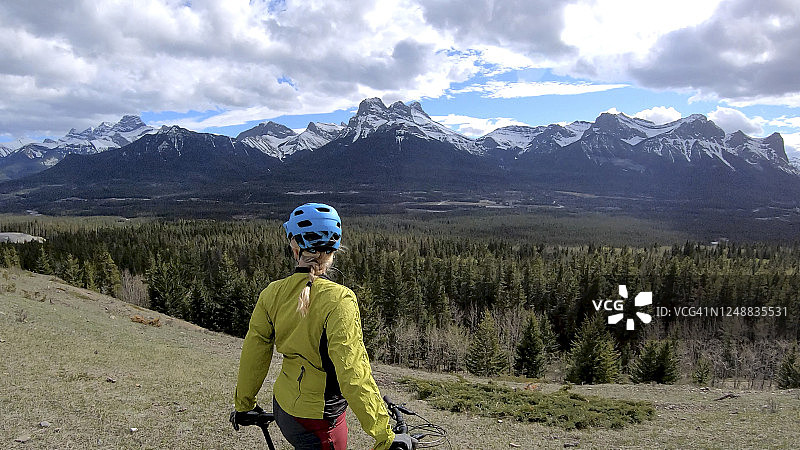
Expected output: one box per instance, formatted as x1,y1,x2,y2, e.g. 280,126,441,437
763,133,787,162
356,97,389,117
674,115,725,140
114,115,148,133
305,122,343,140
236,121,296,140
588,112,647,143
408,101,428,116
306,122,321,134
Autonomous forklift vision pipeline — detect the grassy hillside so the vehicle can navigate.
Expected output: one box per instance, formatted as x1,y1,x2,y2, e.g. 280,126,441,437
2,268,799,449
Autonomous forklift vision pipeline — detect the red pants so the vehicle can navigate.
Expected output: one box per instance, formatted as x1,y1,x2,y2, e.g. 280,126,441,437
274,398,348,449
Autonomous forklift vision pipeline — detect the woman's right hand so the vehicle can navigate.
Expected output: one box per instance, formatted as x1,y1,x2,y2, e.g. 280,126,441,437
230,404,265,430
389,433,416,450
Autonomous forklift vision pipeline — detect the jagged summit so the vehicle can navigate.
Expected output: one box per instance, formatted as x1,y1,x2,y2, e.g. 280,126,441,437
237,120,344,160
114,115,148,133
344,97,482,155
236,121,295,140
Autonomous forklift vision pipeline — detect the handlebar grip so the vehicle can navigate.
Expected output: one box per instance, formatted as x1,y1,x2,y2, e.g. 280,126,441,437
383,396,408,434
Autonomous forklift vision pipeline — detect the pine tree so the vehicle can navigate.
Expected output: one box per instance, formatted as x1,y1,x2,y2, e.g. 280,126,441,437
81,260,97,291
188,278,211,328
59,254,81,286
355,285,388,360
514,312,547,378
466,310,508,377
630,340,679,384
379,252,407,326
212,252,244,335
146,254,188,317
1,247,20,268
146,254,170,313
94,248,121,295
35,246,53,275
657,340,680,384
539,313,559,356
566,315,620,384
429,284,452,328
778,344,800,389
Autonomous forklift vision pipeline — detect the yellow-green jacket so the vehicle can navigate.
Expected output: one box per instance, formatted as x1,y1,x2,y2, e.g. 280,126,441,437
235,272,395,450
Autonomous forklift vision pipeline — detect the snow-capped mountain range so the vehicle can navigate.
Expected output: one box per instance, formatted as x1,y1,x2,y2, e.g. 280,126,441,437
482,112,796,175
0,115,154,180
3,97,800,212
3,99,796,180
16,115,154,155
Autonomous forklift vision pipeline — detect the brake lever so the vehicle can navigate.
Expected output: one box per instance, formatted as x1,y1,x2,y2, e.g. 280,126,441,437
397,404,415,416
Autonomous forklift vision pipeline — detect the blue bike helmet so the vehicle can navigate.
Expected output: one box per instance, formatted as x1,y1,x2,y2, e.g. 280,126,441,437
283,203,342,251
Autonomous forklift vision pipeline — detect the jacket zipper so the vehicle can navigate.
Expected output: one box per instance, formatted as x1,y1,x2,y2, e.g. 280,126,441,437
294,365,305,406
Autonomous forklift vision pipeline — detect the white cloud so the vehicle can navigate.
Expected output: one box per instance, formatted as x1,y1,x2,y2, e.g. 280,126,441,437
782,132,800,156
725,93,800,109
419,0,575,63
707,107,766,135
768,116,800,129
3,0,799,141
629,0,800,106
0,0,482,138
634,106,682,125
431,114,528,137
562,0,721,58
454,81,628,99
603,107,622,115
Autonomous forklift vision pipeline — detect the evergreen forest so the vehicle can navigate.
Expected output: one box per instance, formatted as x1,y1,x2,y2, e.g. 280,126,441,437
2,213,798,388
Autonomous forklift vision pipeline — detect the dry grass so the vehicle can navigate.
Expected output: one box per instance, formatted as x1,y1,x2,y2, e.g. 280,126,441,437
2,268,799,449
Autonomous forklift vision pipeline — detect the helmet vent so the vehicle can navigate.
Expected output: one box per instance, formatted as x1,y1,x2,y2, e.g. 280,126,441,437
316,207,330,212
294,210,304,216
304,231,322,241
297,220,313,228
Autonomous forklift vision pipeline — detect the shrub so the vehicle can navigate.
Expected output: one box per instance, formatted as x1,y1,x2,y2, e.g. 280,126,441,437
692,356,712,386
400,377,654,430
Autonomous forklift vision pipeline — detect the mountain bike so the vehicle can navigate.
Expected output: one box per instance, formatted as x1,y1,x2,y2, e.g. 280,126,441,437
383,396,451,449
231,396,450,449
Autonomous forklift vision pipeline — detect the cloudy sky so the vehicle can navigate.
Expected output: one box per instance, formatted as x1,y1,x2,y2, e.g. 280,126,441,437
1,0,799,157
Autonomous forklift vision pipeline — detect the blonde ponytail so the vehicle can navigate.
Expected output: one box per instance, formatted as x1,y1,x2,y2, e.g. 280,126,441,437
290,240,335,316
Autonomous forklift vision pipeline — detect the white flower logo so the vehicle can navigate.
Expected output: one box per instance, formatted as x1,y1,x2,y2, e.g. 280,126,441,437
607,285,653,330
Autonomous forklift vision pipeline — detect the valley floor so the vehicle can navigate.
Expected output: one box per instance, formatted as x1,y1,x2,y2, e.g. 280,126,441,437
1,269,798,449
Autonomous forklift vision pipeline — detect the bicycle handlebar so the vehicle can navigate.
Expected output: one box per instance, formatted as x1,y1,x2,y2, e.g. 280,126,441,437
231,409,277,450
384,395,409,434
234,398,449,450
383,396,451,449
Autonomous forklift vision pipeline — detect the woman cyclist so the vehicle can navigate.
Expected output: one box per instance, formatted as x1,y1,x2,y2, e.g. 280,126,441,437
231,203,414,450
